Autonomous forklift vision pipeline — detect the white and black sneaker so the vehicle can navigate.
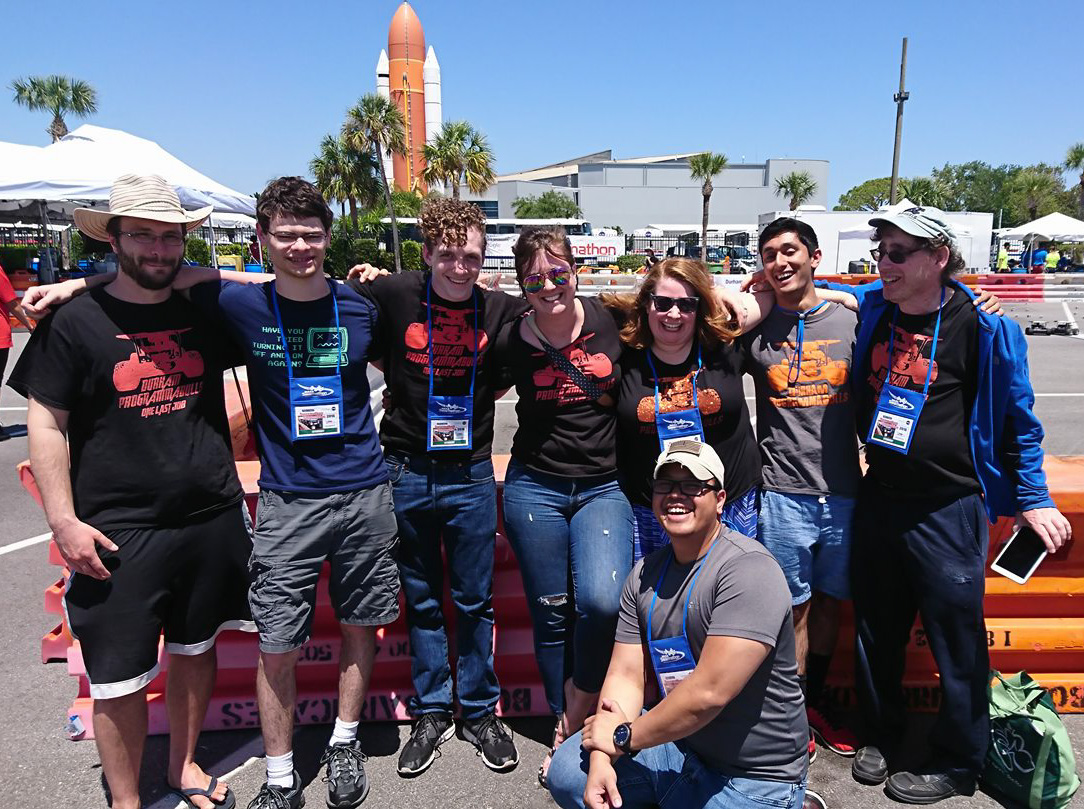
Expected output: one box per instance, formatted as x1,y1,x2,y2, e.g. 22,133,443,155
462,713,519,772
246,770,305,809
397,713,454,776
321,740,369,807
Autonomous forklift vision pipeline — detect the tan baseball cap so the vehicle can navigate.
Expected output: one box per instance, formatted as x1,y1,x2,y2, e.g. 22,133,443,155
653,439,726,488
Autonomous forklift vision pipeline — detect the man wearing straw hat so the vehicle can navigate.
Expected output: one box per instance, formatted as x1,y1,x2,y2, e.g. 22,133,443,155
9,174,254,809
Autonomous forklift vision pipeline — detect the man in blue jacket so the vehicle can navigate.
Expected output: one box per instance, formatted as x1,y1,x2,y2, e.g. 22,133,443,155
846,207,1071,804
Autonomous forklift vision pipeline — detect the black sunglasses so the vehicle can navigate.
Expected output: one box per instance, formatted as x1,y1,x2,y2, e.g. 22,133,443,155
651,479,720,497
650,294,699,314
870,245,927,265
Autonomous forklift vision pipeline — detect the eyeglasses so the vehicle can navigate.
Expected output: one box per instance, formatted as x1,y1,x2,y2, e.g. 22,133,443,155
870,245,926,265
522,267,573,294
268,230,328,246
120,231,185,247
650,294,699,314
651,479,720,497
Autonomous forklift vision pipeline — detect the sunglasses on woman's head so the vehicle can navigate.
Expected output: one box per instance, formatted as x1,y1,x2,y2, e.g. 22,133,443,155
650,294,699,314
522,267,573,294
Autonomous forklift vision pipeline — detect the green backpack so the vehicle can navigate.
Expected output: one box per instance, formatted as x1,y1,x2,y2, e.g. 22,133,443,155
983,670,1080,809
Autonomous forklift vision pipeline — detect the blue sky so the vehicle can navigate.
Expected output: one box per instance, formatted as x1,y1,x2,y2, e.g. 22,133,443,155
4,0,1082,208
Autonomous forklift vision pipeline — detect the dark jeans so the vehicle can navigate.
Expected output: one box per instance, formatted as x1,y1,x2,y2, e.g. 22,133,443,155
502,460,633,714
851,479,990,774
386,452,501,720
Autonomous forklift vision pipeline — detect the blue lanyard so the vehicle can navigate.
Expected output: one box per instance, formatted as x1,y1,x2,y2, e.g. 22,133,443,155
646,343,703,414
647,532,722,643
885,287,945,397
776,300,829,386
270,280,341,383
426,279,479,398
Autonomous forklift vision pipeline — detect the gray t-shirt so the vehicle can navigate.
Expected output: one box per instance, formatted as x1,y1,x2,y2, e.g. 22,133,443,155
742,302,861,496
616,528,807,782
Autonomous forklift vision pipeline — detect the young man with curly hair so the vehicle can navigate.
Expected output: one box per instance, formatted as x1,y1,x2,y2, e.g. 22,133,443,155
349,198,528,776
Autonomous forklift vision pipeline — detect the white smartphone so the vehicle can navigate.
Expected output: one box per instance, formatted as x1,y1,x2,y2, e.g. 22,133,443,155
990,526,1049,584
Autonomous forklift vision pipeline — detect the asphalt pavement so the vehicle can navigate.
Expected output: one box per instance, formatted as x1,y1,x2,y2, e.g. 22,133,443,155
1,302,1082,808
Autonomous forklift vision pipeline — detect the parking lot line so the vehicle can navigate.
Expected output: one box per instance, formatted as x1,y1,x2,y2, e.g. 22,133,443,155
0,532,51,557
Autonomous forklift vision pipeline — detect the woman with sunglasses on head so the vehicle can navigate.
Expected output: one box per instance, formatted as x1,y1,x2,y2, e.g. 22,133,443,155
610,258,764,561
492,226,633,786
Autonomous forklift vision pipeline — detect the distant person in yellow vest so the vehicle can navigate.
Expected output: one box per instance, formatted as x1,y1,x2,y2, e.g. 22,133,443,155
995,243,1009,272
1045,246,1060,271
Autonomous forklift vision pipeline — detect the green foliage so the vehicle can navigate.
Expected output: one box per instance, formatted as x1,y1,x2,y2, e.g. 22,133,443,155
1007,164,1066,222
184,236,211,266
310,132,380,231
512,190,582,218
774,171,818,210
355,238,380,267
616,253,646,272
0,246,36,270
930,161,1020,220
897,176,951,208
11,74,98,141
400,240,423,272
391,189,424,217
688,152,728,189
69,231,87,264
421,120,497,199
835,177,892,210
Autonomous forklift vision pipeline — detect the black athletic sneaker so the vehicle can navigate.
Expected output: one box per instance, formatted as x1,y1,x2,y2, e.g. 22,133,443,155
321,740,369,807
246,770,305,809
397,712,454,776
462,712,519,771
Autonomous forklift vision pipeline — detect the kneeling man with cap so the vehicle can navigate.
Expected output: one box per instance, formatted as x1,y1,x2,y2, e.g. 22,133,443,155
546,439,809,809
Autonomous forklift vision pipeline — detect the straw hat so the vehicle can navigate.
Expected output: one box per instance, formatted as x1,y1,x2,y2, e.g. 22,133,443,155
73,174,213,243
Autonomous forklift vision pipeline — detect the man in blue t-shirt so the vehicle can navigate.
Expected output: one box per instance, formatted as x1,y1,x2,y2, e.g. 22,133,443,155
28,178,393,809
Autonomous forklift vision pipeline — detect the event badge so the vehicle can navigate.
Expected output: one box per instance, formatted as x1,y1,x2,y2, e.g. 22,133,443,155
865,290,943,456
648,347,706,451
646,538,721,698
648,635,696,696
867,385,923,453
289,375,343,440
425,280,479,452
273,281,345,442
427,395,473,451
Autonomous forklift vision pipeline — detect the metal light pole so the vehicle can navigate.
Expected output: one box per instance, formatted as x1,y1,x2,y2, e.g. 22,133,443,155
889,37,909,205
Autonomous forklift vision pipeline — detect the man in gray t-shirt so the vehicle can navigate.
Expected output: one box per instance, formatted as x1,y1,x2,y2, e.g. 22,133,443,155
742,217,862,760
546,440,808,809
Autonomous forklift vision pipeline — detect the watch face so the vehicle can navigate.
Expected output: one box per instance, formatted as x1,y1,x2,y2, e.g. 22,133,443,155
614,723,630,747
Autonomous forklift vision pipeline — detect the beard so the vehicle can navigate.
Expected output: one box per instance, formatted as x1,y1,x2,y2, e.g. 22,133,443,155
117,247,183,291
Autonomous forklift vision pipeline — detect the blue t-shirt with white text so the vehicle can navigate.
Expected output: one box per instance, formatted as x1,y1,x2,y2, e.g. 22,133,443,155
189,279,387,493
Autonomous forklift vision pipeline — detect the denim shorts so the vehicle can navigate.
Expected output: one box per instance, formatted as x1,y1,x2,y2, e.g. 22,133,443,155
249,484,400,653
758,489,854,605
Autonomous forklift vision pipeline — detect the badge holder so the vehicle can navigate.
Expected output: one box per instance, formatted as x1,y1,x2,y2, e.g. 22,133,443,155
646,537,721,697
426,281,478,451
866,289,943,455
647,345,706,451
272,282,345,442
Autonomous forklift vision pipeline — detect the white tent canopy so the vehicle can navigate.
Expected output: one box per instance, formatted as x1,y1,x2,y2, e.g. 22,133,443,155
1000,212,1084,242
0,125,255,216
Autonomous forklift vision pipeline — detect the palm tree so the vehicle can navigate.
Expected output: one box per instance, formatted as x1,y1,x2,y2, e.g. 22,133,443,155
774,171,818,211
343,94,407,272
421,120,496,199
11,75,98,142
1010,167,1061,222
310,134,379,232
688,152,728,260
1065,142,1084,217
897,176,950,208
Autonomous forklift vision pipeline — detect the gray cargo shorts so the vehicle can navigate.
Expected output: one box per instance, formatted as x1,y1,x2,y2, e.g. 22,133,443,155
249,483,400,654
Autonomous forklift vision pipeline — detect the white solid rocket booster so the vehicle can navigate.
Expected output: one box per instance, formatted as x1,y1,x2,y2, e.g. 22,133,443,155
375,48,396,186
423,46,442,146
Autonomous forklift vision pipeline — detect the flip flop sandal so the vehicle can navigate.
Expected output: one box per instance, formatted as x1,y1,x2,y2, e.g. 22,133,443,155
537,713,570,788
167,776,236,809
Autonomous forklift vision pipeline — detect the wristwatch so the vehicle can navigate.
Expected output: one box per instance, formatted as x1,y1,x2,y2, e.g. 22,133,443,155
612,722,634,756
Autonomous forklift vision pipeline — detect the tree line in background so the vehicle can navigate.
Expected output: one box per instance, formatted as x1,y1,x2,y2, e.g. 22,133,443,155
836,143,1084,226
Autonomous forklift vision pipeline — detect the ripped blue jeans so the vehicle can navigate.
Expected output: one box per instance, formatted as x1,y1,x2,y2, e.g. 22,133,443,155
502,460,633,714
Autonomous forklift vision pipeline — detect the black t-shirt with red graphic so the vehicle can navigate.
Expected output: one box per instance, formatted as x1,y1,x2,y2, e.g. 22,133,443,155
857,288,981,497
493,296,623,478
617,342,761,507
8,287,243,531
351,272,528,462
